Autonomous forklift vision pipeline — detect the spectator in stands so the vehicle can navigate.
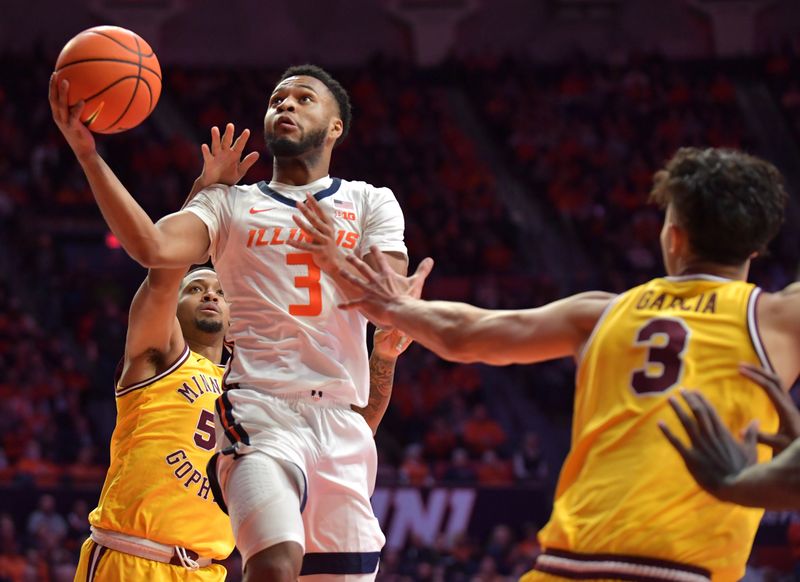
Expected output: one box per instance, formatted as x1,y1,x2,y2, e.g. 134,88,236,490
442,448,477,485
462,404,507,455
26,494,67,551
512,431,549,485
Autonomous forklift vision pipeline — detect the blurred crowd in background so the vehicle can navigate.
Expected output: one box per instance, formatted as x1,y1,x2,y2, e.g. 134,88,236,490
3,37,800,580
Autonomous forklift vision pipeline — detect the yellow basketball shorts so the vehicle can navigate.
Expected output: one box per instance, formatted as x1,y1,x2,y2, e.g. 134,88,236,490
74,538,227,582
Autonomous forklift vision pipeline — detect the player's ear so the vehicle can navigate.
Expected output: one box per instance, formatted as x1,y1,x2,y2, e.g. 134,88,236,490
669,223,687,256
329,118,343,142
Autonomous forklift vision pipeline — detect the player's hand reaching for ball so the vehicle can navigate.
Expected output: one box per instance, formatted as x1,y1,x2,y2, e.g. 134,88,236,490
49,75,96,161
198,123,260,188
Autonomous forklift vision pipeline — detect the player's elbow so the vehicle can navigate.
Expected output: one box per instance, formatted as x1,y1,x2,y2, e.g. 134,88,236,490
132,234,187,268
129,242,166,268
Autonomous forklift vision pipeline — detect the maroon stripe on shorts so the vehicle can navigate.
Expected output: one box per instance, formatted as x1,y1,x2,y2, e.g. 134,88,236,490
86,542,109,582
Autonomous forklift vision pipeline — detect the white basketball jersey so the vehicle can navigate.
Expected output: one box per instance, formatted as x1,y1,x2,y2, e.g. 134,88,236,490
185,176,406,407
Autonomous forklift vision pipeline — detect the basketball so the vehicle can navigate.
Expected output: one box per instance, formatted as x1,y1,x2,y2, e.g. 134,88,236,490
54,26,162,134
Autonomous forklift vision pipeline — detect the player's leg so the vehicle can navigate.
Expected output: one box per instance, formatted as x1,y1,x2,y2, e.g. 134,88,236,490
218,451,306,582
298,407,385,581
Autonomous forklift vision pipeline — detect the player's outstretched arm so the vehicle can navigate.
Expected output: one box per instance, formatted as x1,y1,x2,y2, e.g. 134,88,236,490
50,75,217,268
120,268,188,386
340,249,613,365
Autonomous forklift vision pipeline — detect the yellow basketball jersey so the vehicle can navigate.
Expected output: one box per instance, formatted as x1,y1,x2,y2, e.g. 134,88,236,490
89,345,234,559
537,275,778,582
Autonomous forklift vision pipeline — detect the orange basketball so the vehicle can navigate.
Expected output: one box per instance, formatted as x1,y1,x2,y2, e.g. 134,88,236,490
54,26,162,134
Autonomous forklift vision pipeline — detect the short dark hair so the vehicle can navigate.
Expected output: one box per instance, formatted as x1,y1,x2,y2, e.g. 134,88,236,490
650,147,787,265
278,64,352,145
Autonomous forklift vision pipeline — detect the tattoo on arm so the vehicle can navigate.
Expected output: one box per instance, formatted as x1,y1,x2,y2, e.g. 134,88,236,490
353,352,397,435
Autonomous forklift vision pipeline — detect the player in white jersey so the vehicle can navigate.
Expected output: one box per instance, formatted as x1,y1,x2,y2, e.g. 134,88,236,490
48,64,427,581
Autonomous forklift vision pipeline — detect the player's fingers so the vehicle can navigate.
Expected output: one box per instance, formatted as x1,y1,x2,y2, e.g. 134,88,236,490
286,239,315,252
345,254,379,284
292,214,320,239
756,431,790,450
415,257,435,277
299,196,332,232
201,143,212,164
54,79,71,124
210,126,221,153
658,422,693,461
743,420,759,449
222,123,235,148
681,391,717,441
740,364,786,400
369,245,396,275
667,396,702,444
68,100,86,125
231,128,251,153
688,391,728,439
339,269,373,293
394,334,412,353
58,79,70,109
48,73,60,117
304,193,333,226
338,298,366,311
740,364,800,435
408,258,434,299
239,151,260,177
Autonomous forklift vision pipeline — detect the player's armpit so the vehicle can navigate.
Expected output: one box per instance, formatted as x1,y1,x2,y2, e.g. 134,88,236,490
122,268,187,386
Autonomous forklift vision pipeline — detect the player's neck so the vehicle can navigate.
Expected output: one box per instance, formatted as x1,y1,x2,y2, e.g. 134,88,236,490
186,337,224,365
271,150,331,186
675,259,749,281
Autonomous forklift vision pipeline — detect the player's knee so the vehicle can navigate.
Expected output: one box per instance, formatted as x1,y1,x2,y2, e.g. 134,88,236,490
243,541,303,582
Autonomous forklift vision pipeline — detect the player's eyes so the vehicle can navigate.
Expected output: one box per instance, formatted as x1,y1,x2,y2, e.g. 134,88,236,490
271,96,283,105
300,95,312,103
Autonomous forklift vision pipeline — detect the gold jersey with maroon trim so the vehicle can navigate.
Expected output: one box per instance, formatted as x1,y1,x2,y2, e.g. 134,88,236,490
88,345,234,559
534,275,778,582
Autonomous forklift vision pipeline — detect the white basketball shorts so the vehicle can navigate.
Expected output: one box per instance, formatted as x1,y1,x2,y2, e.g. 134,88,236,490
209,387,385,577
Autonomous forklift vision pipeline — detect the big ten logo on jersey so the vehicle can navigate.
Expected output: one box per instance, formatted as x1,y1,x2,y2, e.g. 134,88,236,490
372,488,476,550
165,448,214,501
335,209,356,220
333,198,357,221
